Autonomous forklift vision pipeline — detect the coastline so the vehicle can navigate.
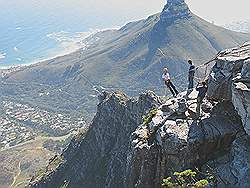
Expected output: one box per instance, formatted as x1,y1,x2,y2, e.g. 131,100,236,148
0,62,35,70
0,30,92,70
0,46,84,71
0,27,119,71
0,48,84,80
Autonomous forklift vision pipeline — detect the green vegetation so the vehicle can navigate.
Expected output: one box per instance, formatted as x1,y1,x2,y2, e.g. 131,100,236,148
33,155,65,181
73,127,89,143
162,169,215,188
60,180,70,188
35,168,47,180
49,155,65,169
143,108,158,126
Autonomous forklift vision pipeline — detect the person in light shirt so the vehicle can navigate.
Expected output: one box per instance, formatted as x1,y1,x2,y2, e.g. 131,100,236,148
162,67,179,97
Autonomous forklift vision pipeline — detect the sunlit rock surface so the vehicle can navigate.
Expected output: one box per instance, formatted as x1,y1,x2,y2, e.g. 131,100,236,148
208,42,250,135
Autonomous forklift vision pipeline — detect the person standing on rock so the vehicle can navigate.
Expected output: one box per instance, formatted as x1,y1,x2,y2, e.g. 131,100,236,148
188,59,196,89
196,81,208,117
162,67,179,97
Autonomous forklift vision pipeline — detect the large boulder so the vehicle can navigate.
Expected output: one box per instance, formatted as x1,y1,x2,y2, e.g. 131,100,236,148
207,43,250,135
232,59,250,135
207,43,249,100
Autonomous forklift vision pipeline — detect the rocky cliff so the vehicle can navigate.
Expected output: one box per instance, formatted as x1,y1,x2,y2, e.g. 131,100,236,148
30,91,162,188
207,42,250,135
126,43,250,188
30,43,250,188
160,0,191,23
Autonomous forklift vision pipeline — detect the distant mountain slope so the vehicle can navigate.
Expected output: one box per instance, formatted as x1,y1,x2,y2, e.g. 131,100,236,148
2,0,250,116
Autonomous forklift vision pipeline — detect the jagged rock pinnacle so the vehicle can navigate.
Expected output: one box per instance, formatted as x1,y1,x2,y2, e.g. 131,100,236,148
160,0,191,23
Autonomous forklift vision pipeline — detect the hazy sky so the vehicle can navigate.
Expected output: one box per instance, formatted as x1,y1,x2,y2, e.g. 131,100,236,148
0,0,249,28
44,0,250,25
186,0,250,24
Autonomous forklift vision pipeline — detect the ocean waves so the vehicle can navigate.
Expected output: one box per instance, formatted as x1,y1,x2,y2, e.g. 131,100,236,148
46,30,93,55
0,52,6,60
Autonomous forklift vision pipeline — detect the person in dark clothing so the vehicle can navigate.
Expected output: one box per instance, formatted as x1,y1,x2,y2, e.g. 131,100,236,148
162,67,179,97
188,59,196,89
212,62,226,78
196,81,208,117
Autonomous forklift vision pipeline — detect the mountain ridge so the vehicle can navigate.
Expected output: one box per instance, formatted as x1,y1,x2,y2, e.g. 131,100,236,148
1,0,250,118
5,3,250,85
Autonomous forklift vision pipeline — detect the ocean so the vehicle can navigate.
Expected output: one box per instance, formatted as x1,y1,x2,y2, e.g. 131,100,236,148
0,0,167,68
0,0,112,68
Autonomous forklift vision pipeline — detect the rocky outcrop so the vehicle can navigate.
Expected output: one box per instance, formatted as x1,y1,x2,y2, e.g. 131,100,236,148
30,91,162,188
125,91,243,188
125,43,250,188
160,0,191,23
207,43,250,135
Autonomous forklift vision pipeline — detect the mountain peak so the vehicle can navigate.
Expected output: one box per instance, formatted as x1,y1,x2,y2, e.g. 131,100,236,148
160,0,191,23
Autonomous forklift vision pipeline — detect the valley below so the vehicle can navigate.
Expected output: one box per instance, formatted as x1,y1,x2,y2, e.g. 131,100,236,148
0,134,75,188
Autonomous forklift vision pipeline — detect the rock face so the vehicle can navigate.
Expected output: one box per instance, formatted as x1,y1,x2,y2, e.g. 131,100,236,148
232,59,250,135
30,91,162,188
207,43,250,135
203,135,250,187
125,92,243,188
229,136,250,187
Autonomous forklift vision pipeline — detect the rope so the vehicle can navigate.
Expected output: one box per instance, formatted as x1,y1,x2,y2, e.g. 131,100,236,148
1,47,226,104
157,48,220,82
203,64,209,80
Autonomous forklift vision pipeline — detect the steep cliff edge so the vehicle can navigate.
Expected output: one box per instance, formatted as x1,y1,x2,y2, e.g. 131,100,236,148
30,91,162,188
